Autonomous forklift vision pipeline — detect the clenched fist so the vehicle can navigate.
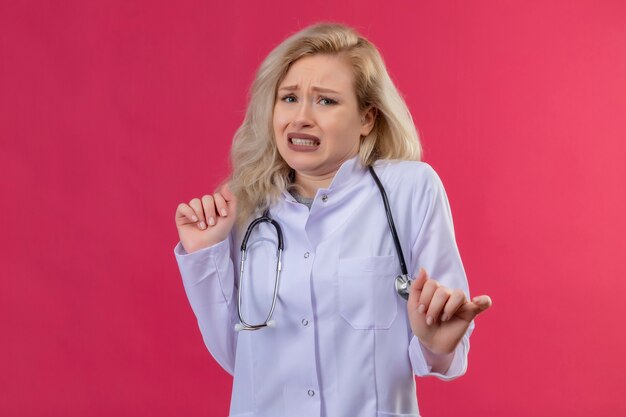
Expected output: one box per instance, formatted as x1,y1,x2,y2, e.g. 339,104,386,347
174,183,237,254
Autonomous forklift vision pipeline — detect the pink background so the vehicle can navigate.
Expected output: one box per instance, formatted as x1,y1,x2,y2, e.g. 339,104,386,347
2,0,625,415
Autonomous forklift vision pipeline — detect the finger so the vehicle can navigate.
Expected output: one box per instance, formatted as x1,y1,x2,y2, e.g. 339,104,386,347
472,295,493,312
408,268,428,308
213,192,229,217
411,268,428,292
441,289,467,322
425,286,451,325
200,195,217,227
417,278,439,314
455,295,493,321
175,203,199,225
189,198,207,230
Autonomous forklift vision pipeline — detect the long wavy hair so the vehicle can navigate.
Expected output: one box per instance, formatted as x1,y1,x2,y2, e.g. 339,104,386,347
229,22,422,226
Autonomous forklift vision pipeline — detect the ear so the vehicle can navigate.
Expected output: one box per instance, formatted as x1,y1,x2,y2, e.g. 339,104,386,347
360,107,377,137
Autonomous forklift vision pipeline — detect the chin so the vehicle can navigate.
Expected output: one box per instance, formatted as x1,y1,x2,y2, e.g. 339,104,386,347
281,154,323,174
285,159,322,174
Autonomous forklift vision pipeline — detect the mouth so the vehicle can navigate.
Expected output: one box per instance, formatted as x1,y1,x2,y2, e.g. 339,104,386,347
289,137,320,146
286,133,321,151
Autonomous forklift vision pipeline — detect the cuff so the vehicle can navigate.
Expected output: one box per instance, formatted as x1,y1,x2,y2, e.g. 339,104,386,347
173,238,231,288
409,333,470,381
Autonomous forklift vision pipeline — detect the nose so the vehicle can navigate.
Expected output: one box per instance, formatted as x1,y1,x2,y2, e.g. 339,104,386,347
291,99,314,129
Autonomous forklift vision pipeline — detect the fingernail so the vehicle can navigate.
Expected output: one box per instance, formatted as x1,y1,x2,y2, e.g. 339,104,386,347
220,208,227,216
208,217,215,226
418,304,425,313
198,221,206,230
192,215,198,222
441,314,447,322
426,316,433,326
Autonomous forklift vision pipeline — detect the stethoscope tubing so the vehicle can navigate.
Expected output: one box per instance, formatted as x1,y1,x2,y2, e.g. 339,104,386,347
237,213,284,331
368,166,412,300
367,166,408,276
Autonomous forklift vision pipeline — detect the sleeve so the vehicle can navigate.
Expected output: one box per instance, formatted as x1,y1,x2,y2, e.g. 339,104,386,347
406,163,474,380
174,235,239,376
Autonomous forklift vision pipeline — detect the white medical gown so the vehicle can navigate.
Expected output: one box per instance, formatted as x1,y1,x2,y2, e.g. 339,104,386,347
174,156,474,417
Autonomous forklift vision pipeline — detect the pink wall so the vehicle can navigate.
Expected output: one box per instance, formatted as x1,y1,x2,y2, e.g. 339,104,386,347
2,0,625,415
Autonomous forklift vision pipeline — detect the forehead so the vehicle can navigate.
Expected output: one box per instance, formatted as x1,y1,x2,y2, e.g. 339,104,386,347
279,54,354,91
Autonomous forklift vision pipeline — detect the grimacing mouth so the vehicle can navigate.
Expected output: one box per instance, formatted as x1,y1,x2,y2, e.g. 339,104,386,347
289,137,321,146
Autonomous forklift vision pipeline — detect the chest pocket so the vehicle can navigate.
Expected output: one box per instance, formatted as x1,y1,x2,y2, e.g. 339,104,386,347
338,255,398,329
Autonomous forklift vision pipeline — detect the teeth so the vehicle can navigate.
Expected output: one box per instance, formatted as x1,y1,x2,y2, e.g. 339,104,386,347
291,138,318,146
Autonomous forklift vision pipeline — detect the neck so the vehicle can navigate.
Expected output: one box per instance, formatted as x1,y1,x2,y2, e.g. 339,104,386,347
294,171,337,198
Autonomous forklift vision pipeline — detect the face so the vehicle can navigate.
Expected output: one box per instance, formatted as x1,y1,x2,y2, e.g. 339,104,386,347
272,54,375,180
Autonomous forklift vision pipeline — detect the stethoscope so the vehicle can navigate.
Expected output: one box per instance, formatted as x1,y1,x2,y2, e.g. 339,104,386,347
234,166,412,331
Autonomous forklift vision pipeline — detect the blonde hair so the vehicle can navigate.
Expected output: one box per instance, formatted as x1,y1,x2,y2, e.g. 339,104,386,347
229,22,422,226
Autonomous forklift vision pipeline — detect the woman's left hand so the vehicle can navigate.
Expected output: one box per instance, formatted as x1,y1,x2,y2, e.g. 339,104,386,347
407,268,492,355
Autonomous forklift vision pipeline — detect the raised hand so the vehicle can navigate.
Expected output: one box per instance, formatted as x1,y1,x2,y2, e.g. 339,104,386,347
174,183,237,254
407,268,492,355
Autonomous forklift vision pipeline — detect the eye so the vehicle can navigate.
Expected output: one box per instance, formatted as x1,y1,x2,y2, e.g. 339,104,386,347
279,94,338,105
281,94,297,103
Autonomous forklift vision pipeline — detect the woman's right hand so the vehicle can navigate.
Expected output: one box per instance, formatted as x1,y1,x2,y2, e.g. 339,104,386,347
175,183,237,254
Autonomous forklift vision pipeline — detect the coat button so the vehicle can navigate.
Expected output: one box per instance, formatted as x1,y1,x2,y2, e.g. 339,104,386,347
321,194,328,202
301,318,309,326
304,252,310,258
308,389,315,397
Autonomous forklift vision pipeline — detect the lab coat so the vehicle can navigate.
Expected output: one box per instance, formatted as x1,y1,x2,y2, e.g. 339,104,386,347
174,156,474,417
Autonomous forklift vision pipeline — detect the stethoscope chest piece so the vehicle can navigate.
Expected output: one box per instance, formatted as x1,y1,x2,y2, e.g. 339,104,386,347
395,274,412,300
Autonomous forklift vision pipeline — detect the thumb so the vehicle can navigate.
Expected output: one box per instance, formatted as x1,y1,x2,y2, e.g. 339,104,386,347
220,183,238,215
220,182,235,202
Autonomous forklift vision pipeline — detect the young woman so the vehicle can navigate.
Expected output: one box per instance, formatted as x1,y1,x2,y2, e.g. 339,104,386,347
174,22,492,417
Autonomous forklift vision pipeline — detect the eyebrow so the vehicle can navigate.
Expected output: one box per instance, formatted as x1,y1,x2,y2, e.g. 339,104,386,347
277,85,341,95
